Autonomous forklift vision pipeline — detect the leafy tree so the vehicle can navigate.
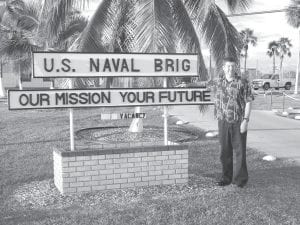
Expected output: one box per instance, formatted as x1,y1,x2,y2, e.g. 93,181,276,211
286,0,300,93
277,37,292,79
267,41,279,74
240,28,257,74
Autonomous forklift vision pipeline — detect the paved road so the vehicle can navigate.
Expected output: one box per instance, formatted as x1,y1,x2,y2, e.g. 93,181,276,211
169,106,300,163
248,110,300,161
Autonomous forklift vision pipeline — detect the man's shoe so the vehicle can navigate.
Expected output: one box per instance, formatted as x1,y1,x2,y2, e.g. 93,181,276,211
216,180,231,186
236,183,246,188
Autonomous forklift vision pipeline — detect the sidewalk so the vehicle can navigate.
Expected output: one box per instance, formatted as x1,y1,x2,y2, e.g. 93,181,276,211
169,106,300,164
169,105,217,132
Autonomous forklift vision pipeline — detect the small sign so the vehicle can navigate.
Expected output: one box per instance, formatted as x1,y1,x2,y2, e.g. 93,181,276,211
8,88,213,110
100,113,146,120
120,113,146,119
32,52,198,78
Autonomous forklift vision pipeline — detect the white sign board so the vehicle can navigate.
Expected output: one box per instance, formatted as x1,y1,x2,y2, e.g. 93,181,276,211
32,52,198,78
8,88,212,110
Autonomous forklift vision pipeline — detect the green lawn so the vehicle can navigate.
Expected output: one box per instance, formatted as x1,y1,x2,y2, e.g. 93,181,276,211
0,101,299,225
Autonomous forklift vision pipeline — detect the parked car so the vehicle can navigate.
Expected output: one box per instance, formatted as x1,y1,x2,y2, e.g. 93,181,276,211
252,74,293,90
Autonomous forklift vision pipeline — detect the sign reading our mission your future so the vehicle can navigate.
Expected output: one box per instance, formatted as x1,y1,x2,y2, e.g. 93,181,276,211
32,52,198,78
8,88,213,110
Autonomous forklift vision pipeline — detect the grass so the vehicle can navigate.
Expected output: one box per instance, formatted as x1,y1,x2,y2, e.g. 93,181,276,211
0,101,299,225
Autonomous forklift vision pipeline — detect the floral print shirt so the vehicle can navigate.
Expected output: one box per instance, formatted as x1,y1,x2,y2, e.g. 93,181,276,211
213,75,254,123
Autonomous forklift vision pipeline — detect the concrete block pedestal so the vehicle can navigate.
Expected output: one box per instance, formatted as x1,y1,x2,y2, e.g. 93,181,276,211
53,145,189,194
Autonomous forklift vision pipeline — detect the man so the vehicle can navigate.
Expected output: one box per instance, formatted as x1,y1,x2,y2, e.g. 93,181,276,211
213,57,254,188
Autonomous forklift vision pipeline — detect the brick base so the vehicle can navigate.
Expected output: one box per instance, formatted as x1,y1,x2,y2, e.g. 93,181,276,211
53,145,189,194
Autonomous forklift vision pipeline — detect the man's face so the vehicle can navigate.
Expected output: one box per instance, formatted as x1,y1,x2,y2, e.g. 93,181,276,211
223,61,236,81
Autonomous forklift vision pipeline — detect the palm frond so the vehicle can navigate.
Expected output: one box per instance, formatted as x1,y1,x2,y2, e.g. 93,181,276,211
79,0,123,52
266,49,273,57
5,0,26,17
240,28,257,57
286,0,300,28
185,0,252,30
72,0,123,89
5,0,39,30
223,0,253,13
267,41,279,57
46,0,73,39
130,0,175,52
125,0,177,88
277,37,292,58
113,0,136,52
16,2,39,31
0,34,38,58
56,14,87,44
201,4,242,71
169,0,207,80
37,0,89,35
71,0,90,11
0,3,6,23
184,0,209,30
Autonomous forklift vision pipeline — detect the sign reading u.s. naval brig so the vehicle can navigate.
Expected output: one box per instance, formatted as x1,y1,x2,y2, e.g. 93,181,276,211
32,52,198,78
8,88,212,110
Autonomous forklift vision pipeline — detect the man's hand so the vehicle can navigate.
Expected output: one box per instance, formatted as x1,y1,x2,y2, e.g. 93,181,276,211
240,120,248,133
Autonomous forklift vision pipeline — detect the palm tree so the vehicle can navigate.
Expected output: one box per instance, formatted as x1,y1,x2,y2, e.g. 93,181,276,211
40,1,88,89
240,28,257,75
0,59,5,98
277,37,292,80
286,0,300,94
77,0,252,78
267,41,279,74
0,2,7,97
37,0,88,48
74,0,252,132
0,0,88,90
0,0,39,90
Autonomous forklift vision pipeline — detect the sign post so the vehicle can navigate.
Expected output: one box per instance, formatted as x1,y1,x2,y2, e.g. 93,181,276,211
163,77,168,145
8,52,213,151
69,79,75,151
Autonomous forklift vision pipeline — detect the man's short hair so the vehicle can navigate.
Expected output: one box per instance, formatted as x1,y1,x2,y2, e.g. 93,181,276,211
223,56,236,64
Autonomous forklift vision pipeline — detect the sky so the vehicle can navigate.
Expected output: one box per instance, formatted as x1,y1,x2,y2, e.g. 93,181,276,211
84,0,298,74
215,0,297,74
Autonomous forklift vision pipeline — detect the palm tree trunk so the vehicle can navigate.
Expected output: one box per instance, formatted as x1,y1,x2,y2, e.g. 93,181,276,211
18,61,23,90
244,51,247,75
209,48,212,80
280,57,283,80
273,54,276,74
0,61,5,98
295,28,300,94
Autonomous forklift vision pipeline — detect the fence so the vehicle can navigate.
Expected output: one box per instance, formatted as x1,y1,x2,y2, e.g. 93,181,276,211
253,89,300,113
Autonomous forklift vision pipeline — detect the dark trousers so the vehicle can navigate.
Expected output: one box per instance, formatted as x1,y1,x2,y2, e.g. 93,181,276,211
218,119,248,185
